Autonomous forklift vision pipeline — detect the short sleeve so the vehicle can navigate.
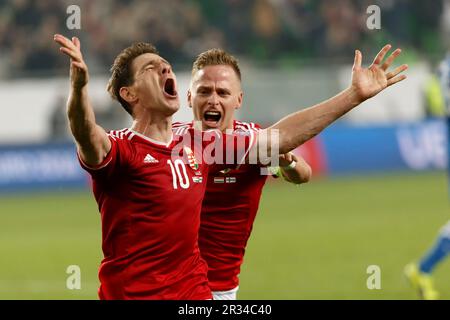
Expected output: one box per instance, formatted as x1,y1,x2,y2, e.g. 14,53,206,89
77,134,125,179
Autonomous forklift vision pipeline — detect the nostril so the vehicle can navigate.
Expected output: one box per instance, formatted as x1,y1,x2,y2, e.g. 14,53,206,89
162,65,171,75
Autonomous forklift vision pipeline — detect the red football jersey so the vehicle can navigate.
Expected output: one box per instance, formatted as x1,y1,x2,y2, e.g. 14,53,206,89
174,121,268,292
79,127,255,299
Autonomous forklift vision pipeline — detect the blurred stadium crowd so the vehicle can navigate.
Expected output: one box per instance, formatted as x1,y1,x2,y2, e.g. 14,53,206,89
0,0,447,78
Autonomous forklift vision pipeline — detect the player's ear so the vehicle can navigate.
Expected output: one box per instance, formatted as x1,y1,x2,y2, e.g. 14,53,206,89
235,91,243,110
187,90,192,109
119,87,138,105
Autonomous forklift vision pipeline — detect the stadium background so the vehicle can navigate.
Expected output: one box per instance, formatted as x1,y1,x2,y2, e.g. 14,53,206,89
0,0,449,299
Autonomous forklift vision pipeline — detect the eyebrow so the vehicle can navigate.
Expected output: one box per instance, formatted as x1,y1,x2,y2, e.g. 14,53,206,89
196,85,231,94
140,58,171,72
217,87,231,94
196,85,212,91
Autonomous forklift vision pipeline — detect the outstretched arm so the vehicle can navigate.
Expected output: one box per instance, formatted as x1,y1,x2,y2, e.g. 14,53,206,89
53,34,110,167
260,45,408,155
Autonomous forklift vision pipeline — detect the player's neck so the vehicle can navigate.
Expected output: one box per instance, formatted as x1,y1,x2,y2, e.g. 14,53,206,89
130,116,173,145
207,120,234,132
221,120,234,132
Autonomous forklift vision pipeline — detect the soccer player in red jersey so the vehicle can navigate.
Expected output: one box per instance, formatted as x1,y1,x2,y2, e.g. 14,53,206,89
53,36,215,299
177,47,408,299
54,33,407,299
172,49,313,300
53,36,258,300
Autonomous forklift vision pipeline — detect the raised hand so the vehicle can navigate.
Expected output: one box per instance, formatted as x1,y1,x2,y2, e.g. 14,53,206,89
351,44,408,104
54,34,89,90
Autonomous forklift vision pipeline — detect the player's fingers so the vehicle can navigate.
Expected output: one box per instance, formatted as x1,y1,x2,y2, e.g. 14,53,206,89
55,37,77,53
54,34,69,46
53,33,66,43
290,153,299,162
60,47,82,62
386,64,408,80
53,36,66,48
54,34,78,51
381,48,402,71
71,61,85,70
353,50,362,70
284,153,293,163
387,74,407,87
372,44,392,66
72,36,81,49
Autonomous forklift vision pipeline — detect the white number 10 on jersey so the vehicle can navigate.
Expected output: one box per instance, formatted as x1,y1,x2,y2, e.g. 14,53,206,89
167,159,190,189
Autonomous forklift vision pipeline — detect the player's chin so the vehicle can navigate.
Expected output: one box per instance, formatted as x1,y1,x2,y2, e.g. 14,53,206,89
163,99,180,115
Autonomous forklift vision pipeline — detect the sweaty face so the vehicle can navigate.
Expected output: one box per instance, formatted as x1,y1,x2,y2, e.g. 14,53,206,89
130,53,179,116
189,65,243,131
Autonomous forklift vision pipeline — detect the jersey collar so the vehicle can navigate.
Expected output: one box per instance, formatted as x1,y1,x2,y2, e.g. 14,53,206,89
129,129,174,148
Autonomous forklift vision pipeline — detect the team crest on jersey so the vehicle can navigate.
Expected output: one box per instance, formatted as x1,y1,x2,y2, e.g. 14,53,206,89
184,146,199,170
144,153,158,164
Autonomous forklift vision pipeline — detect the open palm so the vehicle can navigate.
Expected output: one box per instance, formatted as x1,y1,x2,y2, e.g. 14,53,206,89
54,34,89,90
351,45,408,103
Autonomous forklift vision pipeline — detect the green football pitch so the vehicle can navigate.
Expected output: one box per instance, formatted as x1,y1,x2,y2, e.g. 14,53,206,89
0,171,449,300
